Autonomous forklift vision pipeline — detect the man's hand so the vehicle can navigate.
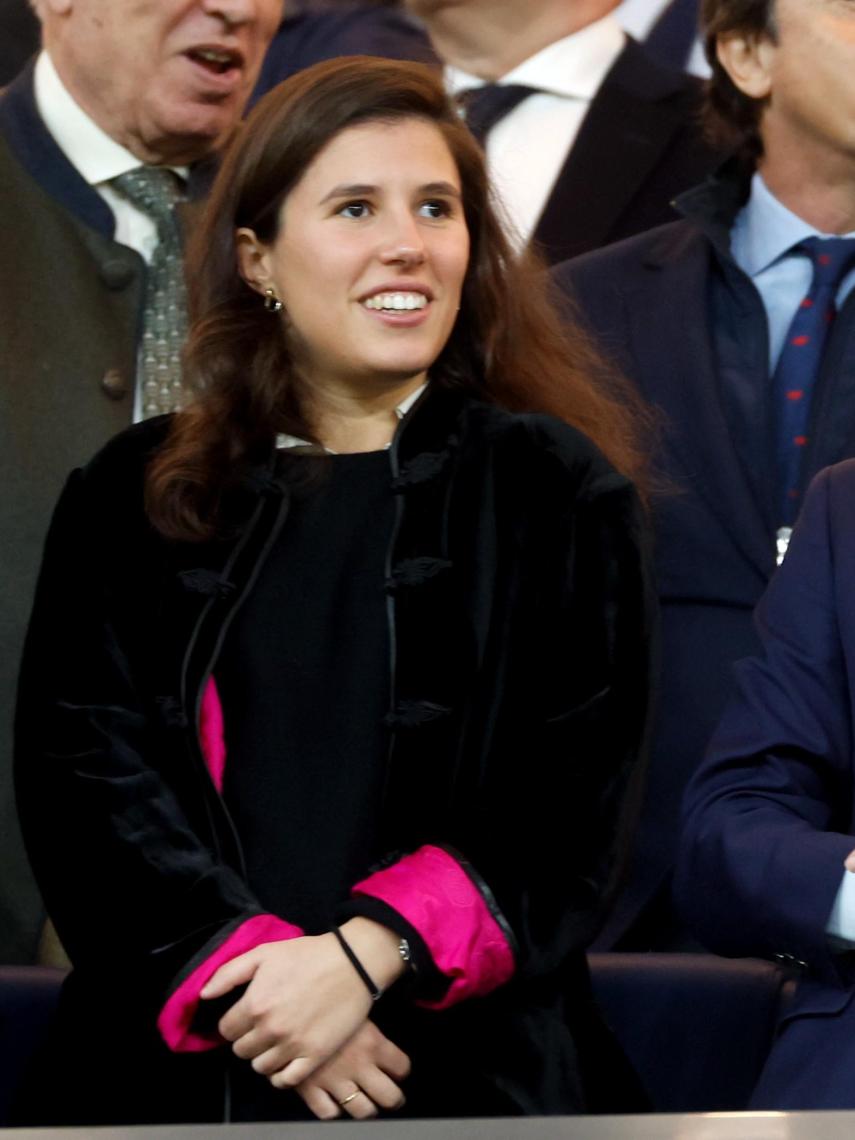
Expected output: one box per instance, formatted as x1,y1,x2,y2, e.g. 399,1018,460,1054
295,1021,411,1119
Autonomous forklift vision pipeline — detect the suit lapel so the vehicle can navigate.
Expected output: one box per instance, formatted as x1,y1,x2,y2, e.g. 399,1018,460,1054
627,227,774,578
533,40,692,264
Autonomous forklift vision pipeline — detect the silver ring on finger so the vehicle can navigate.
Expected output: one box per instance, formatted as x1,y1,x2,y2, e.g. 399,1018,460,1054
338,1090,363,1108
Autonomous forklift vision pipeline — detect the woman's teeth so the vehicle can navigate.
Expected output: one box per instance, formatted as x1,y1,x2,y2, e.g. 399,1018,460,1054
364,293,428,311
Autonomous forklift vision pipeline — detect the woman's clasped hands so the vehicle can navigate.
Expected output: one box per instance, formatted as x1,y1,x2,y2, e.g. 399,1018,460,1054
200,917,409,1119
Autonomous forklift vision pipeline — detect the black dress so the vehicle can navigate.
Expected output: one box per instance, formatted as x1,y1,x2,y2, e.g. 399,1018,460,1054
218,450,394,935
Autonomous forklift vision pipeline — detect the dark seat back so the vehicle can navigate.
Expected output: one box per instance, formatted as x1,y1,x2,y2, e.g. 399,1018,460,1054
0,965,65,1125
588,952,793,1112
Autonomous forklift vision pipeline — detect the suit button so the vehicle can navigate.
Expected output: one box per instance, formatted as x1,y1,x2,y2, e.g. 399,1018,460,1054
100,369,129,401
99,259,135,290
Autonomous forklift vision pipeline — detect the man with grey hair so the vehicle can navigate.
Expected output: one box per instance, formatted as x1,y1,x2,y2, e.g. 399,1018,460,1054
0,0,281,965
406,0,719,263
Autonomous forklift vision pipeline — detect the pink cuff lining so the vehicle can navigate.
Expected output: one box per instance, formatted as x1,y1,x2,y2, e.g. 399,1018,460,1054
351,845,515,1010
157,914,303,1053
199,676,226,792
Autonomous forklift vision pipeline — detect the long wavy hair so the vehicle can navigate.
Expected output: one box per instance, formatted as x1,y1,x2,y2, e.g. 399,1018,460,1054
147,57,650,540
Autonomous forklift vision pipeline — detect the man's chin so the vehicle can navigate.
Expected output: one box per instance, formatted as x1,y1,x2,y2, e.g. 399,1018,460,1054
142,105,242,164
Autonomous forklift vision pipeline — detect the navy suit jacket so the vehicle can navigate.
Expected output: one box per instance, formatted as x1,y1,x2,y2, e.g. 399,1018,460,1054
676,459,855,1110
554,208,855,945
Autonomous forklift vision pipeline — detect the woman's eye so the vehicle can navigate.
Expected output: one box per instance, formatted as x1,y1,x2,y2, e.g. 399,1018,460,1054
419,200,450,219
339,201,370,219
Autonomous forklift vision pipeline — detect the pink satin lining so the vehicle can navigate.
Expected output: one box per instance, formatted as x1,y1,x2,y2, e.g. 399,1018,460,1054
199,676,226,792
352,845,515,1009
157,913,303,1053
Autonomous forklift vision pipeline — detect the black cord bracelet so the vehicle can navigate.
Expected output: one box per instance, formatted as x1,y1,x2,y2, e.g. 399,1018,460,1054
332,925,382,1002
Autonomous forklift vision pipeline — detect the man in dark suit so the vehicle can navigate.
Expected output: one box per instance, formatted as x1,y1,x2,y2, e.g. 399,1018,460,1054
0,0,281,965
555,0,855,947
677,459,855,1109
406,0,719,264
253,0,436,100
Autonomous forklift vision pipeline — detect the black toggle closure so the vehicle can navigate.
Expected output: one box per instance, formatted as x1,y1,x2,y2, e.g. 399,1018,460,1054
385,557,452,593
368,850,405,873
177,568,235,598
392,448,452,491
384,700,452,728
155,696,188,730
240,471,283,498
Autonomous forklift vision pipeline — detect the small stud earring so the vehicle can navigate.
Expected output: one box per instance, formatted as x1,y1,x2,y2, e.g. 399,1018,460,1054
263,288,283,313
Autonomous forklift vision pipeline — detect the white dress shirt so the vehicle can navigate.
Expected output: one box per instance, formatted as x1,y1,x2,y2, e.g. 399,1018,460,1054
445,16,626,252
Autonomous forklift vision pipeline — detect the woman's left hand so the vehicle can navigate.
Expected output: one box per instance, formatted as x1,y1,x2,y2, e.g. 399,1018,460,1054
295,1020,411,1118
200,918,405,1087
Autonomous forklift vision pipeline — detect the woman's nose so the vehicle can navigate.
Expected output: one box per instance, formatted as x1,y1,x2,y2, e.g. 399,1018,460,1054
381,243,427,268
379,215,426,267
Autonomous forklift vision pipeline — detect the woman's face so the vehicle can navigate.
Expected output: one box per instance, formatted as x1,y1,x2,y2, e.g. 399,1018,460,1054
238,117,470,396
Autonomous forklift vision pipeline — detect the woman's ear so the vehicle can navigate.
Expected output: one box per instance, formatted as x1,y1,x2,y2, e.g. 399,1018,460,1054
236,227,272,297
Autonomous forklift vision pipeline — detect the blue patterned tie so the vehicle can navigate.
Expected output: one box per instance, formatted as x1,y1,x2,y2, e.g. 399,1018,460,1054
772,235,855,526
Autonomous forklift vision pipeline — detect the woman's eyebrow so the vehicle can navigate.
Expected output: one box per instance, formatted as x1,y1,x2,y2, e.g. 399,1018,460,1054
319,180,463,204
320,183,377,203
419,181,462,199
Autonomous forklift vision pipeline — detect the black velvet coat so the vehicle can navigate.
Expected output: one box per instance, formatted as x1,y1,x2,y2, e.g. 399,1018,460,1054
14,386,654,1125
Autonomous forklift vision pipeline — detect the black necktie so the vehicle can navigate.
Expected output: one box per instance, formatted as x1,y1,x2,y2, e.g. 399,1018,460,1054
458,84,538,147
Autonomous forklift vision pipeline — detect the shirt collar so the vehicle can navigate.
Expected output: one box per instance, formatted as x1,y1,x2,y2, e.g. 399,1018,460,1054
445,15,625,101
33,51,187,187
276,383,428,452
730,171,855,278
34,52,144,186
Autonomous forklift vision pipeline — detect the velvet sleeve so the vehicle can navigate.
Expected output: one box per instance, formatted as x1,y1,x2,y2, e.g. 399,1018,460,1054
14,459,298,1044
675,464,855,985
347,428,655,1005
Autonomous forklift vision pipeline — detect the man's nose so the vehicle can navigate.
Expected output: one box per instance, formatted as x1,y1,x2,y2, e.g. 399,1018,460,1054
201,0,266,28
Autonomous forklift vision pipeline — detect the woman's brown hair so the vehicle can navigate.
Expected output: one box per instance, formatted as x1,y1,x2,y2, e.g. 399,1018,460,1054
147,56,650,540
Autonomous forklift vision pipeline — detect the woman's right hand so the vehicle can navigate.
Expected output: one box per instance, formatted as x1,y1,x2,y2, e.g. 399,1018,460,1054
294,1021,411,1120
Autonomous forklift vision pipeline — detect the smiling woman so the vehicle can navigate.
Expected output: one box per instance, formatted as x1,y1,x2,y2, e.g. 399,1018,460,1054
14,57,654,1127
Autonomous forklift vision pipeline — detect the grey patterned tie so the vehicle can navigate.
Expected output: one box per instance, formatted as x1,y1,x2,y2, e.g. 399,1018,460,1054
112,167,188,418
